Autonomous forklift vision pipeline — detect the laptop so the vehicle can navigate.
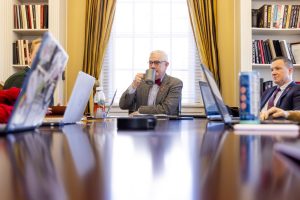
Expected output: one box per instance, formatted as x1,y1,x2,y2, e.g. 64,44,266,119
199,81,223,121
105,89,117,117
163,96,205,120
200,64,235,124
200,64,299,132
42,71,95,126
0,32,68,133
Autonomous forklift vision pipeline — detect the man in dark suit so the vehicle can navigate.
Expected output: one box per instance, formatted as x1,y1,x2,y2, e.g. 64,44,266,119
260,57,300,117
119,50,183,115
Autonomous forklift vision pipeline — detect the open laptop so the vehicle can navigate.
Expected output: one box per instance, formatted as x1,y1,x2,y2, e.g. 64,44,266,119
0,32,68,133
200,64,299,131
200,64,234,124
105,89,117,117
42,71,95,126
199,81,223,121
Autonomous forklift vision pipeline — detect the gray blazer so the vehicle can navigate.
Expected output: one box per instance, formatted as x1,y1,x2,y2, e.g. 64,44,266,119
119,74,183,115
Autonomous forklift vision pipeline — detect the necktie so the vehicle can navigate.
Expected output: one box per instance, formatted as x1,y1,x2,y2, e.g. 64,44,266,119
155,79,162,86
267,87,281,109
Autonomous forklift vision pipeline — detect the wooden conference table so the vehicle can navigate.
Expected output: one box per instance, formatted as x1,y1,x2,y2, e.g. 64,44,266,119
0,118,299,200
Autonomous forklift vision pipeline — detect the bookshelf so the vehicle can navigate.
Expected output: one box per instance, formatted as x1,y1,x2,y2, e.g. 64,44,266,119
240,0,300,82
0,0,66,103
12,2,49,68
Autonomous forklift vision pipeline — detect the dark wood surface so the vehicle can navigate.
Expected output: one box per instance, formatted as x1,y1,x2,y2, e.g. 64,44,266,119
0,119,299,200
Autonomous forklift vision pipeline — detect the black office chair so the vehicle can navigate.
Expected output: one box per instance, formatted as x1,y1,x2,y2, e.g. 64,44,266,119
3,67,30,90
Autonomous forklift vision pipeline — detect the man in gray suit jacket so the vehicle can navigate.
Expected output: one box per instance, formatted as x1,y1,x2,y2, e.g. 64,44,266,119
119,50,183,115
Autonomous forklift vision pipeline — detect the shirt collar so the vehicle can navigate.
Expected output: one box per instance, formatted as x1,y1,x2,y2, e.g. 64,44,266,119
279,80,293,91
156,74,166,85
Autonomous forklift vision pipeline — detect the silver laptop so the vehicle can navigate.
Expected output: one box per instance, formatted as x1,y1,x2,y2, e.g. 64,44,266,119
105,89,117,117
0,32,68,133
42,71,95,126
200,64,234,124
199,81,223,121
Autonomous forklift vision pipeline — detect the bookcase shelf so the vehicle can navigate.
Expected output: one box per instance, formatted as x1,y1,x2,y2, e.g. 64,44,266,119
252,28,300,35
12,64,29,69
13,29,48,36
18,0,48,3
252,63,300,68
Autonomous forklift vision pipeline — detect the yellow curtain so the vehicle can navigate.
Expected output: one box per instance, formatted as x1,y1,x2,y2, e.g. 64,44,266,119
82,0,116,113
187,0,221,87
83,0,116,77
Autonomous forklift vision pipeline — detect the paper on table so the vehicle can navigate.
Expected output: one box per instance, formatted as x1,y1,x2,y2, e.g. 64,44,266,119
233,124,299,137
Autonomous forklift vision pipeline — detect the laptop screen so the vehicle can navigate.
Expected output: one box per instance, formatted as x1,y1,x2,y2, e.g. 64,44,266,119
62,71,95,124
7,32,68,132
201,64,232,124
199,81,220,117
106,90,117,116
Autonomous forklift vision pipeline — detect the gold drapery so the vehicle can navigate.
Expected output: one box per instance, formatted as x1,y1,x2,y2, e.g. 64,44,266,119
187,0,221,87
82,0,116,113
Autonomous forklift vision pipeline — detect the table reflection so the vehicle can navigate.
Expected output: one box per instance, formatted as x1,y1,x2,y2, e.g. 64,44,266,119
0,119,299,200
110,121,196,200
7,132,66,200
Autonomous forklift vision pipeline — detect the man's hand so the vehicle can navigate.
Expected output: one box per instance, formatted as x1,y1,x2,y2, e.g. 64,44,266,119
129,111,140,116
260,107,289,120
132,73,144,89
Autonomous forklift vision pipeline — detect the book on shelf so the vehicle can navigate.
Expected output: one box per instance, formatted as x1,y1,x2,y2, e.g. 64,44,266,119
291,42,300,64
266,39,276,60
13,40,33,66
273,40,283,57
287,43,296,64
279,40,292,60
286,5,292,28
252,40,256,63
252,9,258,27
258,4,268,28
263,41,272,64
256,4,300,29
14,4,48,29
12,42,18,65
253,39,297,64
282,5,288,29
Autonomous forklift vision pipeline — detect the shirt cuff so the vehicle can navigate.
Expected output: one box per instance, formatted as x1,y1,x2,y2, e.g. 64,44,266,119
127,84,136,94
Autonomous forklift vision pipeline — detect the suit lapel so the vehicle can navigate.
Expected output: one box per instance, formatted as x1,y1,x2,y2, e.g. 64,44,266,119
276,82,295,107
155,75,169,104
261,87,277,109
140,83,152,105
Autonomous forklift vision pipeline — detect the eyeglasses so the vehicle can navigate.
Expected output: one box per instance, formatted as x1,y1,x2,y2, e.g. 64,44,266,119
148,60,167,66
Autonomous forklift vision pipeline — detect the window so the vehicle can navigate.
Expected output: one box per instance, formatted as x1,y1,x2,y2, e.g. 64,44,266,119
101,0,202,106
